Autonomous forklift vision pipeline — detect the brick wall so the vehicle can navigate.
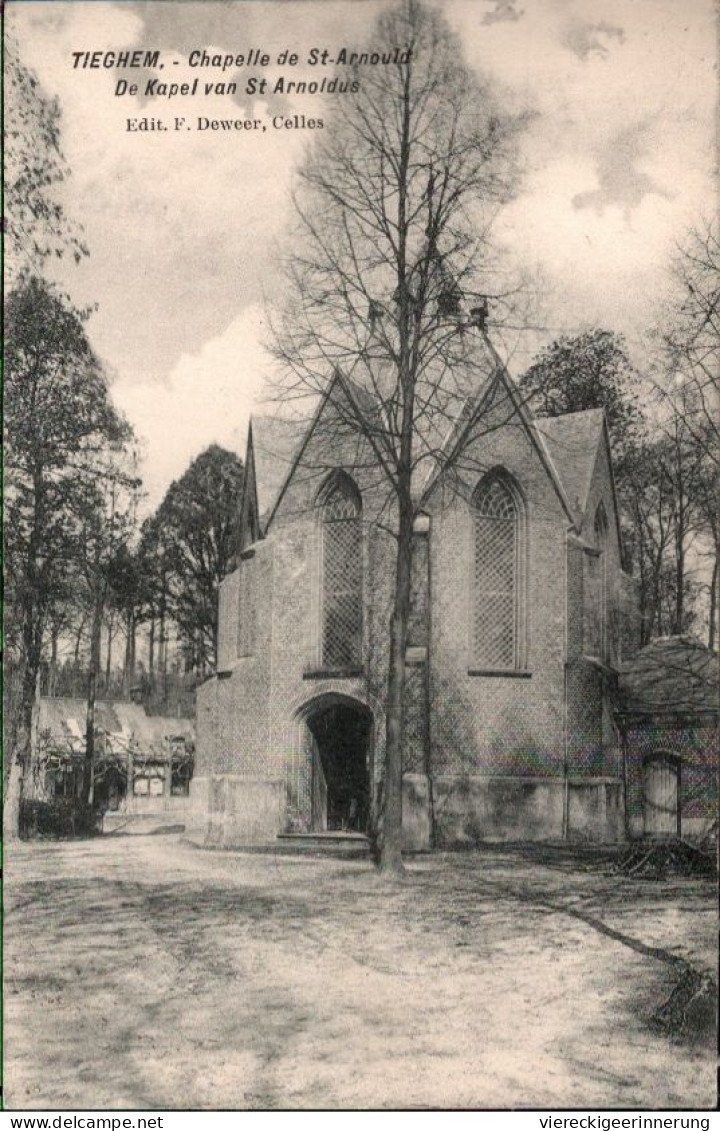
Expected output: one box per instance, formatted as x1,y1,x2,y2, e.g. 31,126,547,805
195,541,275,779
196,377,635,842
565,438,625,777
425,400,568,779
623,720,719,825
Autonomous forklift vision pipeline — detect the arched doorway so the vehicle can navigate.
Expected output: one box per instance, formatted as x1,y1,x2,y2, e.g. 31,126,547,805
303,697,373,833
643,753,680,838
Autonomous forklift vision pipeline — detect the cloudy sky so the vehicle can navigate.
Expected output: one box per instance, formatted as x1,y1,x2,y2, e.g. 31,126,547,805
8,0,716,509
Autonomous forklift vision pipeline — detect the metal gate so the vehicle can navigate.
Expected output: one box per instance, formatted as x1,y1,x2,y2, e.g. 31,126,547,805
643,755,679,837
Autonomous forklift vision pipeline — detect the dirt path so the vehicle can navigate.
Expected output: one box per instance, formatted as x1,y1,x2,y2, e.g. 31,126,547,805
4,837,717,1109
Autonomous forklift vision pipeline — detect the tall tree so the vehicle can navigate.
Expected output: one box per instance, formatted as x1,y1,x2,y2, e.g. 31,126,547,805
105,543,144,694
519,327,709,646
4,34,88,285
73,452,140,804
135,515,169,687
620,431,702,643
272,0,526,871
520,327,711,645
655,221,720,646
4,277,131,834
152,446,244,673
518,329,644,463
658,220,719,467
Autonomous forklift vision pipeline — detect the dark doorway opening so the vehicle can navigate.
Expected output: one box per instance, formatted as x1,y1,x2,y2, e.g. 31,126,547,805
307,701,371,832
92,765,127,812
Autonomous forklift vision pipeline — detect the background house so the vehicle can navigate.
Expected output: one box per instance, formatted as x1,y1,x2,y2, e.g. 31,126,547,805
35,696,195,817
617,636,718,839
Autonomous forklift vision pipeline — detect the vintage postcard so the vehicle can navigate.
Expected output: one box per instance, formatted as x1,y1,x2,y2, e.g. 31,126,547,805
3,0,718,1113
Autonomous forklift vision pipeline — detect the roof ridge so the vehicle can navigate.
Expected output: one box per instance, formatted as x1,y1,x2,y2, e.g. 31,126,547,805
539,407,605,424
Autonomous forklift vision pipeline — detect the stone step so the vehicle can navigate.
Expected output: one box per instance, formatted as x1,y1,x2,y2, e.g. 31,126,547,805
277,830,368,841
103,812,187,837
274,831,372,857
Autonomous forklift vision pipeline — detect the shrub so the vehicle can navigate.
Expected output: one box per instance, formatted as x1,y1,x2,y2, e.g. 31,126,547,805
19,797,102,840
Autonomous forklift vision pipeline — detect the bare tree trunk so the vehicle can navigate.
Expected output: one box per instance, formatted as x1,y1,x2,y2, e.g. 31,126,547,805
73,614,86,665
709,556,718,651
6,468,48,835
159,582,168,707
49,627,59,698
105,618,114,692
124,608,136,692
159,614,166,703
82,597,103,806
378,52,414,876
123,613,131,694
84,665,96,808
148,614,156,679
380,502,413,873
673,482,686,634
3,757,25,842
652,554,664,639
3,658,37,838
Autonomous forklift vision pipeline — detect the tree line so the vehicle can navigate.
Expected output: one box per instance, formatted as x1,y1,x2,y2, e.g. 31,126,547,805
3,35,243,834
519,303,718,648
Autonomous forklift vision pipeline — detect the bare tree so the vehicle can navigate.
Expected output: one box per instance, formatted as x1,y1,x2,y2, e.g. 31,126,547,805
271,0,528,871
659,221,719,463
651,220,720,646
73,451,140,805
693,458,720,649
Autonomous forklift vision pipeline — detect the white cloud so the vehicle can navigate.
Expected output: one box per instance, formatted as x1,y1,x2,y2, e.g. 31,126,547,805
8,0,716,495
112,304,273,509
8,1,306,392
451,0,715,340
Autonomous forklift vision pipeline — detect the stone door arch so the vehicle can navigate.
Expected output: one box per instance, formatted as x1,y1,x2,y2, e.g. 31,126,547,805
295,692,374,832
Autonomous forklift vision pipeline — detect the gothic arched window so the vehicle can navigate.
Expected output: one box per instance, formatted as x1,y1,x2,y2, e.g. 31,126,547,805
472,473,524,670
320,474,363,669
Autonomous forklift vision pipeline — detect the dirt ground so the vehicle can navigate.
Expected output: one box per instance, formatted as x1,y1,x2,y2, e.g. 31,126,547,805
4,835,717,1110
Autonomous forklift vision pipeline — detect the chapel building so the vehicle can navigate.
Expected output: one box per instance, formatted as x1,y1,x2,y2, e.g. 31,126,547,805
193,333,647,848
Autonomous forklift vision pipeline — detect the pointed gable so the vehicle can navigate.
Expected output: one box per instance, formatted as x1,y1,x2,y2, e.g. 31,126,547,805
247,415,307,534
239,423,261,551
264,371,380,532
419,334,577,526
251,337,619,540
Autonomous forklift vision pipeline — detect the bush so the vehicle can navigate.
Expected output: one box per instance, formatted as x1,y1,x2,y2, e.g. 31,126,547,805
19,797,102,840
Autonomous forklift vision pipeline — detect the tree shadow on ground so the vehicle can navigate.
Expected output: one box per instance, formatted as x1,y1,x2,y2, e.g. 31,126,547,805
6,874,323,1108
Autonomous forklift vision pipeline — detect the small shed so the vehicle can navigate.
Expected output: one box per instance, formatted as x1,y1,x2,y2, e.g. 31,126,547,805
617,637,718,839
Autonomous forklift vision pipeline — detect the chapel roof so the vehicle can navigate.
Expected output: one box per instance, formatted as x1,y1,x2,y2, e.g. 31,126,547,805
250,414,308,520
534,409,605,520
617,636,719,717
249,348,611,535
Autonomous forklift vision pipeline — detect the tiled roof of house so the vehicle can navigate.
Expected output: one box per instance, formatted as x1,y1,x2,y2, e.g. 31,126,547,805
37,697,194,756
618,636,719,715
